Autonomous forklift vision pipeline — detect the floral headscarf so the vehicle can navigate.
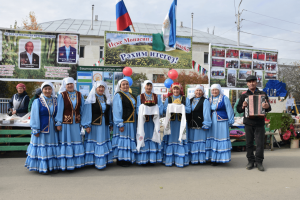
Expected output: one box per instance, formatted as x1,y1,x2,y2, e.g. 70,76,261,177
168,82,184,97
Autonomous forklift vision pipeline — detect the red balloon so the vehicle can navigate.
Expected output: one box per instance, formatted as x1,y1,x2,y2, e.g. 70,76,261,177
123,67,133,76
168,69,178,80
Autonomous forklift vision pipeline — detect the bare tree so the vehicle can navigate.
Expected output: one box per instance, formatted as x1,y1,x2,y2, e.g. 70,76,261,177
278,61,300,101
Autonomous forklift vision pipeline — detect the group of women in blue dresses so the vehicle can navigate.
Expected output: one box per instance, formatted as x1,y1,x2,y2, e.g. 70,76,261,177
25,77,234,174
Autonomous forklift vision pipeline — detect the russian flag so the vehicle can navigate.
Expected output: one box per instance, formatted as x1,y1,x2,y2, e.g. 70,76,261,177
116,0,133,31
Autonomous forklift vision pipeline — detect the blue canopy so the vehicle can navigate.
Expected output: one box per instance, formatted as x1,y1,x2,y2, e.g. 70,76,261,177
263,80,287,97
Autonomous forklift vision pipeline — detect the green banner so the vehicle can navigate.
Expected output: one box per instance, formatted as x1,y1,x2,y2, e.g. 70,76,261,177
104,31,192,69
0,29,80,81
77,66,124,72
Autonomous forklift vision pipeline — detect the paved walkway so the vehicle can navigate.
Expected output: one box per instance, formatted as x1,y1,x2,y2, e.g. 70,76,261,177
1,148,300,200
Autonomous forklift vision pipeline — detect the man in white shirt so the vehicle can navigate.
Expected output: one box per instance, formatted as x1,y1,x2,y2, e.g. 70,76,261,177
19,41,39,69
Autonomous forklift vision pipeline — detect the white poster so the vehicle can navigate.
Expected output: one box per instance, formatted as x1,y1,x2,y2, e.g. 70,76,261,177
79,85,90,100
93,71,103,82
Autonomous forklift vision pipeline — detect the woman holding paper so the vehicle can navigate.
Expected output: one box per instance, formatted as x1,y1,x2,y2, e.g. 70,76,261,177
25,82,59,174
136,80,163,165
112,79,137,167
206,84,234,165
187,85,212,164
162,82,191,168
81,81,113,169
55,77,85,171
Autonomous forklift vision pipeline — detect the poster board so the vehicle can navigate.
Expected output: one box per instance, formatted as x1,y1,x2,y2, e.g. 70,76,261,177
76,66,124,99
0,28,80,82
104,31,192,69
209,43,278,89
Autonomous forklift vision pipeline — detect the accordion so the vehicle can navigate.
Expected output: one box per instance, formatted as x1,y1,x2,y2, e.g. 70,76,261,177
245,95,266,118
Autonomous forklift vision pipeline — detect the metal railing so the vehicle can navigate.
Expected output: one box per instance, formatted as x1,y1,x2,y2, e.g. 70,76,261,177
0,98,10,114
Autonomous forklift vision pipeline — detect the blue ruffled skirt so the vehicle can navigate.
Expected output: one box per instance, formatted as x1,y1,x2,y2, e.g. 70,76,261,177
206,113,231,163
112,122,137,163
161,117,189,168
57,117,85,170
25,120,60,173
84,117,113,169
136,118,162,164
187,128,207,164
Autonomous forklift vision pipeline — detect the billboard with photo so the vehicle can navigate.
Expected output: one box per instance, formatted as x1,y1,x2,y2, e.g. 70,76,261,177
76,66,124,100
104,31,192,69
209,43,278,89
0,28,80,81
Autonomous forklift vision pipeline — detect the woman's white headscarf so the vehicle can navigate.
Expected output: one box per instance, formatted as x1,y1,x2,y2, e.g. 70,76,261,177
85,81,112,105
41,81,56,97
114,79,129,95
58,77,77,94
211,84,224,95
193,84,206,98
142,80,154,94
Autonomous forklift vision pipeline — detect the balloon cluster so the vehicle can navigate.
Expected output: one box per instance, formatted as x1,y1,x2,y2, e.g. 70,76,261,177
123,67,133,86
164,69,178,88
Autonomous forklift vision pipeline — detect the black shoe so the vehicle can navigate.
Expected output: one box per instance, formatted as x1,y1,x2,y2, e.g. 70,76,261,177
52,170,59,174
121,161,131,167
256,163,265,171
41,172,49,175
211,162,218,166
246,162,254,170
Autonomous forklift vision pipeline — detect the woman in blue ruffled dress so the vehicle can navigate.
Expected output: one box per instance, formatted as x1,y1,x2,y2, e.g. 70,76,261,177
82,81,113,169
162,82,191,168
55,77,85,171
187,85,212,164
112,79,137,167
136,80,163,165
25,82,60,174
206,84,234,165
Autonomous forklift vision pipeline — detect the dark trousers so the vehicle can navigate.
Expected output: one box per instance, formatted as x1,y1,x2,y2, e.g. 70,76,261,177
244,125,265,163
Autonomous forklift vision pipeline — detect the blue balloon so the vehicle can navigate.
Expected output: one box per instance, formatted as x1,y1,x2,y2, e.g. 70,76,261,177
164,78,173,88
124,76,133,87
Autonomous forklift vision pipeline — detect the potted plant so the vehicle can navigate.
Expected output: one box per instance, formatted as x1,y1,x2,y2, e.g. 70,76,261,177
280,113,299,148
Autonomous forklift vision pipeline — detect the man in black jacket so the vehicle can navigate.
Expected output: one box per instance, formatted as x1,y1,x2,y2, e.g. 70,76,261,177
237,75,271,171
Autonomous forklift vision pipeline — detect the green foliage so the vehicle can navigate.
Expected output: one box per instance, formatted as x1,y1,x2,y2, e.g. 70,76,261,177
267,113,294,136
130,72,148,86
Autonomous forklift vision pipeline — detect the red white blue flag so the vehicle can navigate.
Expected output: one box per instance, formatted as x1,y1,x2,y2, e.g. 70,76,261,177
116,0,133,31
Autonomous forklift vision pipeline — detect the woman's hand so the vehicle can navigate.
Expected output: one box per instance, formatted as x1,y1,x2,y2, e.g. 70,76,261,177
86,127,91,133
119,127,124,132
57,126,62,131
35,133,40,137
12,110,17,115
110,126,113,131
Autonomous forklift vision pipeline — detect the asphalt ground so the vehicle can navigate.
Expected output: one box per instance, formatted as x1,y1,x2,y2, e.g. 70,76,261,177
1,148,300,200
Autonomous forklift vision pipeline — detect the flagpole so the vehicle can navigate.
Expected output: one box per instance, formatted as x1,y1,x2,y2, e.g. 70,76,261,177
131,24,136,32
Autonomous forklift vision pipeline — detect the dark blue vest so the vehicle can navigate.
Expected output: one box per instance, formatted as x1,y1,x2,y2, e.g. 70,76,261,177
38,97,57,133
211,95,228,121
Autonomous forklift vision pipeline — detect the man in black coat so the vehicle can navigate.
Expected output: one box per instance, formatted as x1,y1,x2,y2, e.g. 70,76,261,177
237,75,271,171
58,36,77,63
19,41,39,69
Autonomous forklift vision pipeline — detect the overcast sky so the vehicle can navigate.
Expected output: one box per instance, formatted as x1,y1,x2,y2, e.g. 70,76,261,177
1,0,300,60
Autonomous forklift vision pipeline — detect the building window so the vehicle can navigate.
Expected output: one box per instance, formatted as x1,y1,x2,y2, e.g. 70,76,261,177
80,46,84,58
204,52,209,64
153,74,164,82
100,46,104,59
